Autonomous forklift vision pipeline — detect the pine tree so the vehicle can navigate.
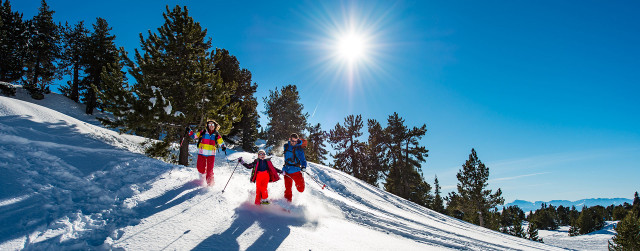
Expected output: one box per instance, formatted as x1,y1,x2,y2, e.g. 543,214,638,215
329,115,368,181
214,48,259,151
432,175,446,213
612,205,629,221
363,119,388,186
59,21,88,103
96,49,133,129
22,0,62,99
527,221,543,243
306,123,328,165
263,84,308,153
509,219,526,238
446,192,465,220
99,5,240,165
608,212,640,250
0,0,28,83
572,206,606,235
634,192,640,207
383,113,432,207
81,17,119,114
447,148,504,228
501,205,525,228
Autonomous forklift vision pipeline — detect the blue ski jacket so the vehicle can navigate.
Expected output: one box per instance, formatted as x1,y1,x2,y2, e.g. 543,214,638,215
282,140,307,174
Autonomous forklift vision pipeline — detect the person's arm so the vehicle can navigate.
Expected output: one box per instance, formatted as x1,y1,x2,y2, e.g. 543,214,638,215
216,132,226,151
239,158,254,169
297,147,308,169
188,129,199,140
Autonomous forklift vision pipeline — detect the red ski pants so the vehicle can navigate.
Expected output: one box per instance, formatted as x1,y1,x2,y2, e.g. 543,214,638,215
284,171,305,202
255,171,269,205
197,155,215,185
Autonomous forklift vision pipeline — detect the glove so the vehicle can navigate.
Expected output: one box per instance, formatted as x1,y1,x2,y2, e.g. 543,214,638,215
238,157,243,163
301,166,306,172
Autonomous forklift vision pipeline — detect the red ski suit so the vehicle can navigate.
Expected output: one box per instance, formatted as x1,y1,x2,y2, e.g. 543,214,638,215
242,158,281,205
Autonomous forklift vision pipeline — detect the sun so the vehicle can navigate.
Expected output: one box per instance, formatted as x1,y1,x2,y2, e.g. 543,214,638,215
337,33,367,62
296,1,395,93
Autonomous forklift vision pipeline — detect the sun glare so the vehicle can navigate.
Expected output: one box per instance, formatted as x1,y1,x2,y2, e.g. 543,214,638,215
337,33,367,62
297,1,395,96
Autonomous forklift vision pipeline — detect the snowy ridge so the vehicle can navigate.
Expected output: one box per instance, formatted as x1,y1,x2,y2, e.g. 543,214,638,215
0,88,564,250
506,198,633,212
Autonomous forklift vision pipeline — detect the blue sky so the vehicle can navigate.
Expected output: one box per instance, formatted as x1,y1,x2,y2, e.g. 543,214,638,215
12,0,640,203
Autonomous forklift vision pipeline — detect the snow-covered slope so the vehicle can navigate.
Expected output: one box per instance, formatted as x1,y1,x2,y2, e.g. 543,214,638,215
1,88,565,250
534,221,617,251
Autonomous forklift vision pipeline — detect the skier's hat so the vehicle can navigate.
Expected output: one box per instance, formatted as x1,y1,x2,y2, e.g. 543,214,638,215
206,119,220,131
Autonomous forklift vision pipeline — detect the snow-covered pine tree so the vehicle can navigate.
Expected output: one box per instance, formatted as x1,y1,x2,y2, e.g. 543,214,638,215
59,21,88,103
432,175,446,213
447,148,504,228
0,0,28,83
82,17,119,114
329,115,367,180
306,123,329,165
263,84,308,152
124,5,239,165
22,0,62,99
214,48,260,151
383,113,432,208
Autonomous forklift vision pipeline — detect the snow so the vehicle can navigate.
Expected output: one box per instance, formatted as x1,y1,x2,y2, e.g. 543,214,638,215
0,85,610,250
532,222,617,251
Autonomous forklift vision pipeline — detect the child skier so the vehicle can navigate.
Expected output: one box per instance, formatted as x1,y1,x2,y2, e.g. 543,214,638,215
238,150,281,205
282,133,307,202
187,120,226,186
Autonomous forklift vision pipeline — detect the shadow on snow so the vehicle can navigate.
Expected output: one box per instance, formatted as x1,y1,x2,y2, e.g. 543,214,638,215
193,204,310,251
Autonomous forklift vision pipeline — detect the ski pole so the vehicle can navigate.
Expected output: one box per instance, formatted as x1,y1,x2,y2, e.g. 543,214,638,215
222,161,240,193
302,170,327,189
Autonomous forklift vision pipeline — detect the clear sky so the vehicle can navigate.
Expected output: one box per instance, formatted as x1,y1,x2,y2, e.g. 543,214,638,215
12,0,640,203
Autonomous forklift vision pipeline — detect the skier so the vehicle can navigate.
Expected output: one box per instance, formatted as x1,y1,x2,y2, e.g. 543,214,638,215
186,120,226,186
238,150,281,205
282,133,307,202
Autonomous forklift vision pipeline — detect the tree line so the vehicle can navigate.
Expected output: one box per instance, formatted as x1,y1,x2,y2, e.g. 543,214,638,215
0,1,260,163
495,192,640,248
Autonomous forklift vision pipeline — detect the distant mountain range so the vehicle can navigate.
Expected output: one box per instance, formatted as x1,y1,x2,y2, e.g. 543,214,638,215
504,198,633,212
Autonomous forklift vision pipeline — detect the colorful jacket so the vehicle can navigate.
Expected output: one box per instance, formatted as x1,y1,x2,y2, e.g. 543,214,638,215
282,140,307,174
189,129,225,156
242,158,281,183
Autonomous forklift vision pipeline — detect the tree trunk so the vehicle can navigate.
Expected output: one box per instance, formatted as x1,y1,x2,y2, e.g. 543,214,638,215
71,60,79,102
178,134,191,166
478,210,485,227
85,86,95,114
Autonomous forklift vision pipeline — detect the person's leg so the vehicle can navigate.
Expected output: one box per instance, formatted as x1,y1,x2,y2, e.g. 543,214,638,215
256,171,269,204
254,181,261,205
292,171,305,193
284,172,293,202
196,155,206,174
206,155,215,186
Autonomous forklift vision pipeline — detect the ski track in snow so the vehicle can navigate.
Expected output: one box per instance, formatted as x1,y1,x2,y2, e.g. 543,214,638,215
1,86,610,250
